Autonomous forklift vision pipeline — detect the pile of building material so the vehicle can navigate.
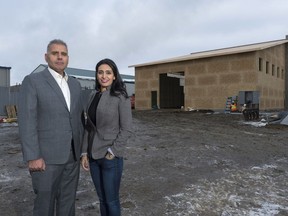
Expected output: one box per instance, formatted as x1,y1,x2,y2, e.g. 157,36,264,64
0,105,17,123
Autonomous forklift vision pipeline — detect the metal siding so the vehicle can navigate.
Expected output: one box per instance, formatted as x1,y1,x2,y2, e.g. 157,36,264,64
238,91,245,105
0,87,10,116
125,82,135,96
130,39,288,68
285,43,288,109
0,69,9,87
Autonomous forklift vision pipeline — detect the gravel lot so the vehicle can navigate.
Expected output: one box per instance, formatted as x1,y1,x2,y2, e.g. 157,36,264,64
0,110,288,215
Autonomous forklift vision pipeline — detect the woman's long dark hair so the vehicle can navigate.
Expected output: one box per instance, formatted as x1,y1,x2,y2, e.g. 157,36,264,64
95,58,129,98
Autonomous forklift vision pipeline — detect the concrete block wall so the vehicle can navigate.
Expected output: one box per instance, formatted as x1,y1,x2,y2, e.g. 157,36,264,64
256,45,285,110
135,45,286,111
184,53,258,110
135,66,157,109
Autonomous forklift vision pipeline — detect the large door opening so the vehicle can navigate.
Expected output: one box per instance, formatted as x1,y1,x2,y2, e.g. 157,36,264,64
159,73,184,108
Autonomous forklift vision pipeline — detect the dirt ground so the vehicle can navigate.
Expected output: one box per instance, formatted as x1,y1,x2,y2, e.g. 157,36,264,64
0,110,288,216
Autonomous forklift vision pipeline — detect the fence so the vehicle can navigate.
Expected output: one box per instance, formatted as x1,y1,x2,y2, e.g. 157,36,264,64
0,86,93,117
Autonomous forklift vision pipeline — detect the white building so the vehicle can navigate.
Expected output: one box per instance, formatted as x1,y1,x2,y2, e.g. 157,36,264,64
32,64,135,96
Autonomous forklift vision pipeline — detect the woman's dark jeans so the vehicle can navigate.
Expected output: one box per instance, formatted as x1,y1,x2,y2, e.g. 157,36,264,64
89,156,123,216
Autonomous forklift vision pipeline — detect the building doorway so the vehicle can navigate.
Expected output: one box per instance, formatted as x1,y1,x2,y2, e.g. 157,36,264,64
151,91,158,109
159,73,184,108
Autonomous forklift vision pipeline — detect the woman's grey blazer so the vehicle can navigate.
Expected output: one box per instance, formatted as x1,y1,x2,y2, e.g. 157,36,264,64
18,69,84,164
82,90,133,159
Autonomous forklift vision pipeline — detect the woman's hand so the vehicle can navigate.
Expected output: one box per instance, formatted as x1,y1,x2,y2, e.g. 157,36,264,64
81,155,89,171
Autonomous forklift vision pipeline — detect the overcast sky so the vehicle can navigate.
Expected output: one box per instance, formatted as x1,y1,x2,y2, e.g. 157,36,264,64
1,0,288,85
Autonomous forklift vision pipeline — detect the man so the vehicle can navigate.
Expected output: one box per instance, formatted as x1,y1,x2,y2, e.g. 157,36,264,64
18,39,83,216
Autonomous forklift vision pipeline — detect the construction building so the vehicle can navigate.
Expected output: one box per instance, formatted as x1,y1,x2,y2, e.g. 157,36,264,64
130,36,288,111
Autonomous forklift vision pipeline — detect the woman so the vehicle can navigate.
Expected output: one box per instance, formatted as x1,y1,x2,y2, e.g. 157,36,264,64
81,58,133,216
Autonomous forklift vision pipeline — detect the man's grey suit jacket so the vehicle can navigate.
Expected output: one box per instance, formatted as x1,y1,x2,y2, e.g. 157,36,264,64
18,68,84,164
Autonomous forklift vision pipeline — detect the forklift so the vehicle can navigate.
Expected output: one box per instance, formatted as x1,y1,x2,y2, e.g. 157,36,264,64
238,91,260,121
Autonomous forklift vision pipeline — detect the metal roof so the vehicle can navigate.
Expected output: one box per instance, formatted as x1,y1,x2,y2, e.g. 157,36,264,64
0,66,11,69
129,39,288,68
32,64,134,81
